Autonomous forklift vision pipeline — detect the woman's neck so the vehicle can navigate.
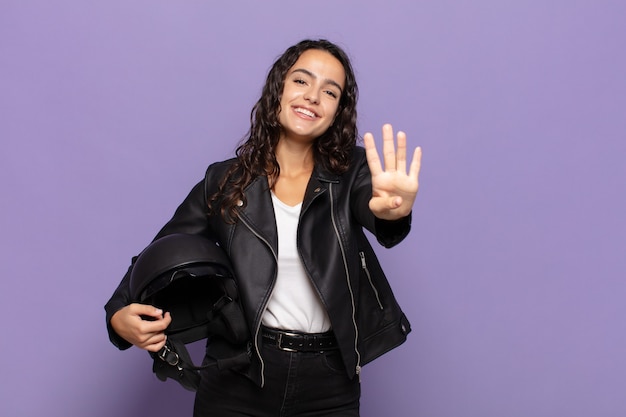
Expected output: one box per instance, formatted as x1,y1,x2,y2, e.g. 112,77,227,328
274,138,315,177
270,138,314,205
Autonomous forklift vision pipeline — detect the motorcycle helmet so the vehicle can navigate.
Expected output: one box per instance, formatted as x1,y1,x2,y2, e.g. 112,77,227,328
129,233,249,390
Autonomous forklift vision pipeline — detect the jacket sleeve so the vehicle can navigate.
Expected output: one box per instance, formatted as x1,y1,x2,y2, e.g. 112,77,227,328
104,173,212,350
350,147,412,248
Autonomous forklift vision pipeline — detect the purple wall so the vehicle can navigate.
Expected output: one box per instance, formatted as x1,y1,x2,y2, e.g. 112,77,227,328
2,1,625,416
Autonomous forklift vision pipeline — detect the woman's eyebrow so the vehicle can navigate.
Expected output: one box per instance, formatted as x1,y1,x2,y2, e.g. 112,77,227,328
291,68,344,93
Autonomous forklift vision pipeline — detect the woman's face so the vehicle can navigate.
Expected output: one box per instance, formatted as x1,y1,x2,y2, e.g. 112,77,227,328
278,49,346,143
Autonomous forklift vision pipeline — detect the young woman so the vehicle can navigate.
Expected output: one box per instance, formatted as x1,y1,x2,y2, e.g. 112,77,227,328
105,39,422,417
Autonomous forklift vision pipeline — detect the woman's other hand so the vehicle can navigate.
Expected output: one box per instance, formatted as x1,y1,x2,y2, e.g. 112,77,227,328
110,303,172,352
364,124,422,220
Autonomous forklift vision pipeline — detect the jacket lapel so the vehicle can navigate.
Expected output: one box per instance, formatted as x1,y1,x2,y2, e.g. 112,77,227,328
237,176,278,254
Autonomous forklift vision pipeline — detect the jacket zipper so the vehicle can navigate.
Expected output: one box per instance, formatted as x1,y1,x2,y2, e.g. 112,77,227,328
359,251,384,310
237,215,278,388
329,183,362,381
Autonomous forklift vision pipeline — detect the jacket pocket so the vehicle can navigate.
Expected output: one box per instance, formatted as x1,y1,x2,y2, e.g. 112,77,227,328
359,251,384,310
356,249,392,336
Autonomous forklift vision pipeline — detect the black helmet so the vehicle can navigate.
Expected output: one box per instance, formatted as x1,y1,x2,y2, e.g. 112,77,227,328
130,233,249,391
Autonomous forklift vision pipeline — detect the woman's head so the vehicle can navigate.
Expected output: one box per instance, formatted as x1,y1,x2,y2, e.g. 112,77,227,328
278,48,346,145
257,39,358,143
246,39,359,172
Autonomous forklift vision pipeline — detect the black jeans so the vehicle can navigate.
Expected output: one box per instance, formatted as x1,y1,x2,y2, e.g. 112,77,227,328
193,341,361,416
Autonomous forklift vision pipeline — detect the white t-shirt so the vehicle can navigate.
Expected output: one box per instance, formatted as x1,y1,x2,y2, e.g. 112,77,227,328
261,192,331,333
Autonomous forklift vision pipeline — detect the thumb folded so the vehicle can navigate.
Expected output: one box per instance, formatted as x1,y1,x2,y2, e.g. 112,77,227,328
370,196,402,214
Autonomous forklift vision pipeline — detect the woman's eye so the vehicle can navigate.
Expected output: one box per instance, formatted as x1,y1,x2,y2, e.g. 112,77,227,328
325,90,338,99
294,79,306,85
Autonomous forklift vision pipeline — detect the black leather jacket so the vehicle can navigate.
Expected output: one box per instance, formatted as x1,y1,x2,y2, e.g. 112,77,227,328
105,147,412,386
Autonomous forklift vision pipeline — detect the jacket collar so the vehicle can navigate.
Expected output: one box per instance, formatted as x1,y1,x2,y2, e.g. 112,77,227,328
302,163,340,214
236,164,342,248
311,162,341,184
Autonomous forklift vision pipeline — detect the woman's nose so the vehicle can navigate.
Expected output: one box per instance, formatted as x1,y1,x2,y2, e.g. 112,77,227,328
303,87,319,104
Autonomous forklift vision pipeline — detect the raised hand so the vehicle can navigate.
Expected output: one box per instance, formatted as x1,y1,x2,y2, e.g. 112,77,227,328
363,124,422,221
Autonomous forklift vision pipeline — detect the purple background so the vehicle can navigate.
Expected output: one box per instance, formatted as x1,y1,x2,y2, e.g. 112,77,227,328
2,1,625,416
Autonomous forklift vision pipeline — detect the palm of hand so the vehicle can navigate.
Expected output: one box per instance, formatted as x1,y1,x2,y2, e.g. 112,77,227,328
364,124,422,221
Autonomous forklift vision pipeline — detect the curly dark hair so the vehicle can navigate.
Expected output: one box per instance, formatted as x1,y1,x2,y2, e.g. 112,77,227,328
209,39,359,222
